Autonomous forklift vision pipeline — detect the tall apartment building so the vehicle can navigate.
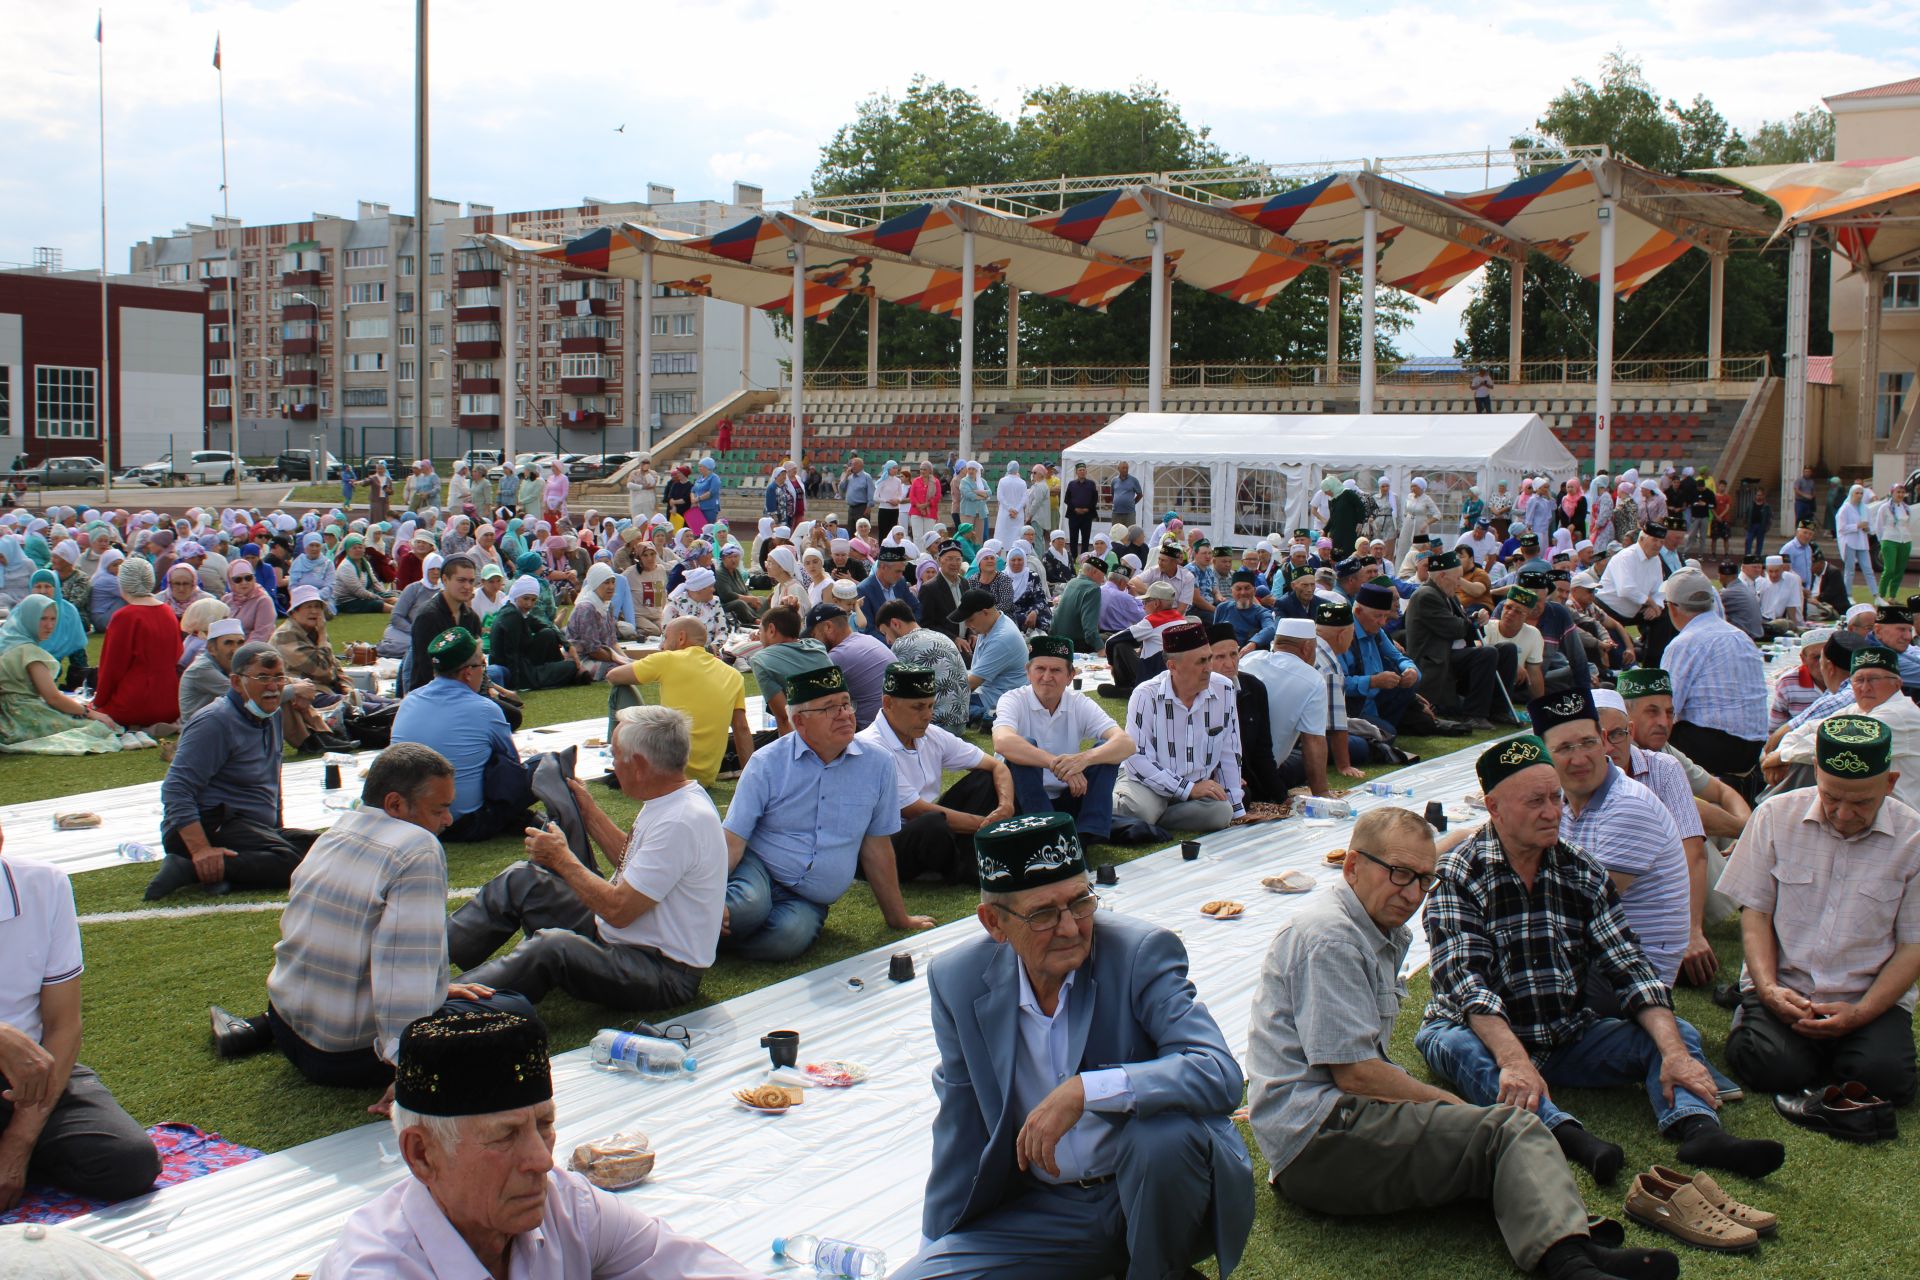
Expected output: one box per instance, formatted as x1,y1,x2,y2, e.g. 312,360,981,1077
129,184,788,461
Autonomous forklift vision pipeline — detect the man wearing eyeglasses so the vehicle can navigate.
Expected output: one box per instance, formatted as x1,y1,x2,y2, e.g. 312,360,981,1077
144,642,322,900
1248,807,1667,1280
896,812,1253,1280
1417,736,1784,1186
1770,645,1920,816
717,665,933,961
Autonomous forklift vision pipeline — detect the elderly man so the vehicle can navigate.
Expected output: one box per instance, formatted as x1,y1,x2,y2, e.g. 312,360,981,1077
1217,570,1277,649
1596,520,1673,662
720,666,933,960
179,616,249,719
858,663,1014,883
1417,737,1783,1184
1661,566,1768,796
993,637,1133,842
1721,715,1920,1121
1049,554,1107,654
804,601,892,729
391,628,534,843
1137,541,1196,611
1776,517,1817,589
1619,668,1753,848
1248,807,1668,1280
1403,549,1515,729
1771,645,1920,812
920,540,970,643
1,827,160,1211
1870,602,1920,692
1113,620,1243,833
451,706,726,1013
1754,555,1804,633
856,543,916,635
1491,584,1548,703
609,615,753,784
144,641,321,900
1768,628,1835,731
952,587,1029,725
1716,558,1766,641
315,1007,761,1279
1342,578,1438,741
1232,618,1331,800
840,454,875,526
208,745,532,1091
895,813,1252,1280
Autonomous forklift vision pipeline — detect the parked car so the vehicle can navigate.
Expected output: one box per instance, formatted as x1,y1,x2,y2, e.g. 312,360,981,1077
567,454,607,480
121,460,171,487
273,449,342,482
175,449,248,485
463,448,504,471
18,456,107,487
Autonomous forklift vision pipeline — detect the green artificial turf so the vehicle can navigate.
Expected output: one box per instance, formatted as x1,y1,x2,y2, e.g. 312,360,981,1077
17,607,1920,1276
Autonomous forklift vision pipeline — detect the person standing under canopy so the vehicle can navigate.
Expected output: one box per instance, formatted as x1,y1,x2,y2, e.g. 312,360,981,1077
994,460,1028,550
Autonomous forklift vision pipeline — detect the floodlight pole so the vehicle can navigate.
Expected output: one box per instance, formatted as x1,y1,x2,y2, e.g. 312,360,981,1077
638,247,654,449
1359,203,1377,416
866,293,879,390
1507,259,1525,385
1006,288,1020,390
412,0,429,460
1594,198,1616,475
959,228,976,458
1781,226,1813,522
1324,269,1341,386
1706,251,1725,383
1147,220,1166,413
740,301,753,391
790,245,805,467
503,263,517,464
1860,268,1883,449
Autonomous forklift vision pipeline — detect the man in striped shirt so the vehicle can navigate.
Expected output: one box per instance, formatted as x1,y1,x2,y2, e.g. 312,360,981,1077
1114,620,1244,833
1767,628,1834,731
1661,568,1768,795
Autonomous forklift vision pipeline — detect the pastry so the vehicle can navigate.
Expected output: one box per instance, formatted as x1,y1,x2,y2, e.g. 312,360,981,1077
1325,847,1348,865
569,1132,655,1189
1262,871,1316,894
53,812,102,830
735,1084,794,1110
1200,900,1245,919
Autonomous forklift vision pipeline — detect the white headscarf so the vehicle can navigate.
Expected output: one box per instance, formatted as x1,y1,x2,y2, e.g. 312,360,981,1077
1006,540,1034,599
576,562,616,612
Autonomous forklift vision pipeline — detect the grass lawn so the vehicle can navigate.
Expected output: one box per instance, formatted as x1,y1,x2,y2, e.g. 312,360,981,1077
16,608,1920,1276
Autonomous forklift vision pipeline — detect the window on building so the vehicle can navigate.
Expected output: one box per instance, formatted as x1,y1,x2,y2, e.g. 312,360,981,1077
344,248,387,269
1154,465,1212,523
460,394,502,415
243,392,257,411
429,360,445,382
208,292,229,312
343,388,389,407
1882,273,1920,312
348,282,387,304
540,322,557,343
539,397,556,419
560,317,613,340
346,351,388,372
453,323,499,346
243,327,257,346
650,314,670,337
398,291,415,313
198,258,234,280
429,394,445,419
455,286,501,309
651,391,695,417
34,366,97,439
539,360,558,382
561,353,607,379
672,314,695,336
346,317,390,340
456,248,498,273
208,358,231,377
430,290,449,312
398,360,416,382
242,261,257,279
242,295,257,313
1233,468,1287,537
1879,371,1914,440
398,396,415,418
208,388,231,407
400,325,417,347
243,360,257,378
157,264,190,283
428,323,445,345
649,351,698,375
318,389,333,410
209,323,230,345
280,247,326,274
430,253,444,275
398,254,415,276
541,285,557,306
0,367,10,434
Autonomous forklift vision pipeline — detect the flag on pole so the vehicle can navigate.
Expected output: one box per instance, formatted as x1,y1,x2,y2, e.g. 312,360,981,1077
213,35,221,69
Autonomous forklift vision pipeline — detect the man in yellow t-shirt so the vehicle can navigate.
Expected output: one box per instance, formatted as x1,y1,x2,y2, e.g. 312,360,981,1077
608,616,753,784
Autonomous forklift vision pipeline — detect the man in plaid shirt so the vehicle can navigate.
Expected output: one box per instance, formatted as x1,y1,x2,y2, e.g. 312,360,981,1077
1415,736,1785,1184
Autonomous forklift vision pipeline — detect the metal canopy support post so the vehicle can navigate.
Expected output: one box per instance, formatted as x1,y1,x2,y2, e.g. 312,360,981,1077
638,248,654,450
1006,288,1020,390
1358,202,1377,416
1861,269,1884,449
412,0,429,460
1507,258,1525,384
740,301,752,390
866,293,880,390
959,228,976,459
503,264,517,464
1162,282,1174,380
1707,251,1726,383
1782,227,1812,522
1325,269,1341,386
1147,219,1166,413
790,245,805,466
1594,198,1617,476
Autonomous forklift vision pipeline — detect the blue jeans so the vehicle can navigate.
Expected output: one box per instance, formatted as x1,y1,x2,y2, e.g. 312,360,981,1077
1008,760,1116,840
1843,546,1872,591
486,663,510,687
722,851,830,962
1414,1016,1717,1136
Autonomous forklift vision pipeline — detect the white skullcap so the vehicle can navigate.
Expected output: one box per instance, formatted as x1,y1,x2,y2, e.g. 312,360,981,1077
1276,618,1318,640
1592,689,1627,715
1765,555,1785,567
830,578,859,600
1846,603,1877,623
207,618,245,640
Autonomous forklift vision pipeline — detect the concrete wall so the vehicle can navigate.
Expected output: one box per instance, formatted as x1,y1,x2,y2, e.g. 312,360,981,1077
0,314,20,451
118,308,205,465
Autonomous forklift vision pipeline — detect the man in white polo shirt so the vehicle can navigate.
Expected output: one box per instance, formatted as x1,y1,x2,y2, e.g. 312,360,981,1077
991,635,1135,841
1755,556,1804,633
857,662,1014,884
1,840,159,1209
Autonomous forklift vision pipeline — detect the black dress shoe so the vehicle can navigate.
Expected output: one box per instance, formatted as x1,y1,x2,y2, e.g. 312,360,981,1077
1108,819,1171,846
1773,1086,1891,1143
1836,1081,1899,1138
209,1005,272,1059
1711,981,1742,1010
143,856,200,902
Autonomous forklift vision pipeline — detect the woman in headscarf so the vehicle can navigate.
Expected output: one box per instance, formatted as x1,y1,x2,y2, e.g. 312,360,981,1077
688,457,722,536
0,535,33,609
968,541,1016,615
951,522,980,564
1554,477,1587,542
92,556,182,734
1873,481,1914,604
1610,480,1641,545
288,531,337,606
0,596,124,753
537,459,568,524
22,531,51,571
177,597,231,673
992,460,1028,549
956,461,991,533
88,548,126,633
407,459,440,513
1836,482,1873,594
874,460,907,540
333,535,394,614
1022,464,1052,535
1003,541,1051,633
447,461,473,512
163,562,211,619
440,514,475,556
1588,475,1614,546
565,562,626,678
797,547,831,607
1043,530,1076,592
490,575,588,690
1459,485,1485,531
619,539,670,638
662,464,694,529
1485,479,1515,540
470,562,510,623
223,556,276,643
368,459,393,522
379,554,443,658
1397,476,1439,554
29,569,90,691
758,544,803,616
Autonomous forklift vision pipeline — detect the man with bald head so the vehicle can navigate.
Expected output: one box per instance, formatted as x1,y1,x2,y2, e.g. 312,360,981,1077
1417,737,1783,1183
608,615,753,785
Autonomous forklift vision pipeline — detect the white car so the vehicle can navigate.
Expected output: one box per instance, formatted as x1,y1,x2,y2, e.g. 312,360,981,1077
120,461,171,487
174,450,246,485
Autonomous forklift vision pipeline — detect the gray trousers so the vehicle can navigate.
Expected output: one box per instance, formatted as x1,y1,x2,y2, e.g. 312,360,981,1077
0,1064,160,1204
1273,1095,1589,1271
449,861,703,1012
1111,777,1233,833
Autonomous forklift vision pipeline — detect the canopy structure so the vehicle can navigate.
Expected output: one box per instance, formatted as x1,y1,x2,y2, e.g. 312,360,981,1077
1061,412,1576,537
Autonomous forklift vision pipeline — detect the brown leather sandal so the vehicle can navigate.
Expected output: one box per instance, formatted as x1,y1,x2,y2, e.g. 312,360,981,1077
1625,1173,1761,1252
1649,1165,1778,1237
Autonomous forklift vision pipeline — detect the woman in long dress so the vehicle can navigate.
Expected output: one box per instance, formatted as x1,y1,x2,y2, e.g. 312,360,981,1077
1397,476,1439,557
542,461,571,523
368,460,393,523
628,458,660,522
1022,464,1051,536
0,596,124,753
91,557,182,734
993,461,1028,549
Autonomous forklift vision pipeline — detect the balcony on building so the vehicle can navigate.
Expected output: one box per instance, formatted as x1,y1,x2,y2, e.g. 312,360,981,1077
455,321,502,360
206,406,232,423
280,243,325,287
460,377,501,395
281,269,322,287
206,372,232,390
560,408,607,430
561,376,606,395
458,413,502,431
560,316,611,355
283,337,318,355
455,248,501,290
287,403,319,422
282,301,318,321
456,267,501,288
283,368,319,387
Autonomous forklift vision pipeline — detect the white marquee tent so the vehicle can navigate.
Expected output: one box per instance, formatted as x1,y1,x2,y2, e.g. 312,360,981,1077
1059,413,1578,540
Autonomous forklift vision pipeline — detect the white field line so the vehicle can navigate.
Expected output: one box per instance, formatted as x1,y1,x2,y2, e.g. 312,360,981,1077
79,886,482,926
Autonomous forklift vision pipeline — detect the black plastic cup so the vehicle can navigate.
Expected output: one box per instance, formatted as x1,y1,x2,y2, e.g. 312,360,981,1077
1095,863,1119,886
760,1029,799,1068
1181,841,1201,861
1424,800,1447,832
888,953,915,982
323,763,341,791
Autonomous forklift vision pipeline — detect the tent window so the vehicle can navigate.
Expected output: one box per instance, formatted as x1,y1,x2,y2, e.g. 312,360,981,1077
1154,466,1211,523
1418,472,1479,526
1234,469,1286,537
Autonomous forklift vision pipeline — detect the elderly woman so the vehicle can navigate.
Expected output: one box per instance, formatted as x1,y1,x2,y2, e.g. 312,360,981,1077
956,461,991,532
466,522,503,575
0,596,124,753
968,542,1016,615
688,457,722,536
92,556,182,734
87,548,126,632
628,456,660,522
163,562,212,620
1485,479,1515,539
407,460,441,512
1003,541,1051,633
221,558,276,643
491,575,587,690
542,460,570,523
873,460,907,539
621,540,669,639
764,545,808,615
447,461,473,512
177,597,232,673
440,514,475,557
565,563,626,678
1610,480,1641,545
333,535,394,614
274,585,353,701
1397,476,1440,554
29,569,90,691
368,459,394,522
0,534,33,609
287,531,337,609
1022,464,1052,535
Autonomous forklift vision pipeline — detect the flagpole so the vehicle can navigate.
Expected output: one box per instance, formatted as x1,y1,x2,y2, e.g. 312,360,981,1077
97,9,113,505
217,33,243,501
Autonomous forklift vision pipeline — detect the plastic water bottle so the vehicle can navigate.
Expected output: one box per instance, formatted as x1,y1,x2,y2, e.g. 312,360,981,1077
588,1029,697,1075
772,1233,887,1279
1365,781,1415,798
1302,796,1354,820
116,841,161,862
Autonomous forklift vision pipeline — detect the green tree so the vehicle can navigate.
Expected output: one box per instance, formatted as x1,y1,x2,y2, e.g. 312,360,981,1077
1747,108,1836,166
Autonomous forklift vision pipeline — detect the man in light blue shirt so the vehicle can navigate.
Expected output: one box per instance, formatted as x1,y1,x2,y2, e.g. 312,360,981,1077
391,627,531,842
839,455,876,524
1661,567,1768,792
953,588,1028,724
1108,462,1143,524
1776,520,1816,588
720,665,932,961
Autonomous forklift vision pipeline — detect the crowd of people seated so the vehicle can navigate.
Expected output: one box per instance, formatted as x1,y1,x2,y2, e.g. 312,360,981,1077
6,453,1920,1280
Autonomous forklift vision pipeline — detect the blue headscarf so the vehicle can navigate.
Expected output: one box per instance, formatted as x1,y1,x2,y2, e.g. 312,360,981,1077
28,569,86,660
0,593,58,659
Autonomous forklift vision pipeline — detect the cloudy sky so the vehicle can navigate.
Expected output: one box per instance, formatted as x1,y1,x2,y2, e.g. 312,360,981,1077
6,0,1913,353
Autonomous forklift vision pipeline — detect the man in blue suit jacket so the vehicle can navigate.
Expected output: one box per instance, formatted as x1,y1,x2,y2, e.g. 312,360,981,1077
896,812,1254,1280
